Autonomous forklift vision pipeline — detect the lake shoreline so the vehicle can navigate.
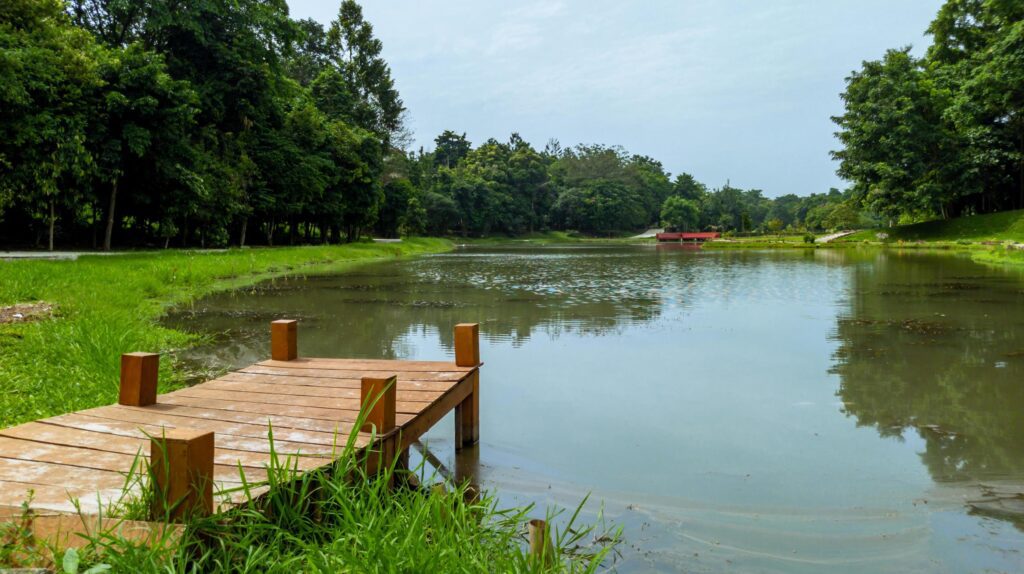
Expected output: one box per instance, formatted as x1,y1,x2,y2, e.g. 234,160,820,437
0,239,453,427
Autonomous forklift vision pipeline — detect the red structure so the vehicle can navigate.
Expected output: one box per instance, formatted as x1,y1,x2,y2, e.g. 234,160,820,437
656,231,721,242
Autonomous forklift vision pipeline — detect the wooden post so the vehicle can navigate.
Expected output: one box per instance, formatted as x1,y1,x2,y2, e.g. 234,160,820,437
150,429,214,521
270,319,297,361
360,375,397,475
454,323,480,367
360,375,397,435
528,519,553,564
454,323,479,448
119,353,159,407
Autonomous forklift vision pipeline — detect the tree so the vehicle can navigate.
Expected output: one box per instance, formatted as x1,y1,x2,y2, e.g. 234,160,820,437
434,130,472,169
90,44,196,250
0,0,102,250
328,0,404,143
832,48,961,220
660,197,699,231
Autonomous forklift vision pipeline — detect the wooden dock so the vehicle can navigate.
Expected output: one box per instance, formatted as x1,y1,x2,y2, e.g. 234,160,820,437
0,320,481,522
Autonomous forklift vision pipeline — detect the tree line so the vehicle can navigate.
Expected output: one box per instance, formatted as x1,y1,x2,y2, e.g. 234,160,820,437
833,0,1024,224
374,132,863,239
2,0,402,250
3,0,900,250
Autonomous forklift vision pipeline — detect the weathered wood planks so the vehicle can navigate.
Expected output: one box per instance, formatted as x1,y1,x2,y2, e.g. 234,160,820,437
0,320,482,523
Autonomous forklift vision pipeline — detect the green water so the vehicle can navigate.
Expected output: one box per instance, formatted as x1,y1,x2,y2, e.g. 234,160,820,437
167,245,1024,573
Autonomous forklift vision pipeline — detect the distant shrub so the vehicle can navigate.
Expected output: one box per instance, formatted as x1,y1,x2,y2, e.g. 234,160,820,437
875,232,890,241
803,234,816,244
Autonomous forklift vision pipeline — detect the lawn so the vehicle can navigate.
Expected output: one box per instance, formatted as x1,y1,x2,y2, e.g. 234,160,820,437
0,240,451,427
840,209,1024,243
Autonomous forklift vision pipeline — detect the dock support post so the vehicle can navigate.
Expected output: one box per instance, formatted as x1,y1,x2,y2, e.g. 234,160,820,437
119,352,159,407
360,375,398,474
454,323,480,449
270,319,298,361
528,519,553,564
150,429,214,521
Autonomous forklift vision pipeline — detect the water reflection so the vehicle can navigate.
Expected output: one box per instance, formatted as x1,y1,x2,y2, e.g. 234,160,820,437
164,246,1024,572
831,251,1024,523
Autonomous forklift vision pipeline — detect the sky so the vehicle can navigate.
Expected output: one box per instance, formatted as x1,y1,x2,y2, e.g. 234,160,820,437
287,0,944,198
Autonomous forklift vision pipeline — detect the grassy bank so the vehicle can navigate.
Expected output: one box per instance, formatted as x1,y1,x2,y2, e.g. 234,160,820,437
451,231,650,245
0,239,451,427
840,208,1024,243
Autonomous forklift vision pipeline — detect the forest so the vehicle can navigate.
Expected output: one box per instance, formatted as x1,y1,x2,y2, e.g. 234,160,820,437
1,0,1021,249
833,0,1024,223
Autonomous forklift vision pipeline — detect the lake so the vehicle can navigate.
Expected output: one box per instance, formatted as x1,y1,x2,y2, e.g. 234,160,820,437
167,245,1024,573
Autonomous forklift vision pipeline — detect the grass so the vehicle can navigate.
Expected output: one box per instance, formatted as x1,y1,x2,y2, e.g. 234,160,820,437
840,209,1024,243
702,234,814,249
451,231,649,245
0,239,451,427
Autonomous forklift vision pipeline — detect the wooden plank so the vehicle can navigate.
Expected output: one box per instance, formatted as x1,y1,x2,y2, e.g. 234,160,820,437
226,368,454,390
0,422,332,469
0,480,126,514
0,512,184,552
239,365,466,383
82,406,365,447
398,368,478,451
0,457,126,491
158,393,419,423
259,358,473,373
41,414,348,456
0,437,268,484
168,387,432,413
216,372,452,395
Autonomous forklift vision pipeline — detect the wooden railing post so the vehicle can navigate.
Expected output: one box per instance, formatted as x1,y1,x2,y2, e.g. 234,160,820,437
454,323,480,449
360,375,398,475
150,429,214,521
360,375,397,435
270,319,298,361
119,352,159,407
454,323,479,367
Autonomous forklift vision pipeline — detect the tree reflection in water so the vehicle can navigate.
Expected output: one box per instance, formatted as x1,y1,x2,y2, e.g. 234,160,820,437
831,251,1024,524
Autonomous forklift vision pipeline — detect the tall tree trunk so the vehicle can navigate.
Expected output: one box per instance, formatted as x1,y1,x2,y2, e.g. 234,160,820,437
48,198,55,252
266,219,275,246
239,217,248,247
163,235,170,249
103,178,118,252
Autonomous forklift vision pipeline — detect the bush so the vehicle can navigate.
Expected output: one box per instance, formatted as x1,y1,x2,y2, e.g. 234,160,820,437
803,234,816,244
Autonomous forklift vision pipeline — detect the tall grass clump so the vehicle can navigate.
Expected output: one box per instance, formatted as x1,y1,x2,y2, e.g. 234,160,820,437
0,240,451,426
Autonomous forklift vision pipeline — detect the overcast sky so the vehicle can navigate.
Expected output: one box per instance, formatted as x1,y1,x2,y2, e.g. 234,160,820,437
287,1,943,198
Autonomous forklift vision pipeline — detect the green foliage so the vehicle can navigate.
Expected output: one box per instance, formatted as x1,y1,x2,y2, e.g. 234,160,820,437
834,0,1024,222
1,0,405,249
660,196,699,231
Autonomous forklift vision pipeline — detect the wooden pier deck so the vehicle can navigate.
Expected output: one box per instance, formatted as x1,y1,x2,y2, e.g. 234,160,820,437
0,320,481,521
